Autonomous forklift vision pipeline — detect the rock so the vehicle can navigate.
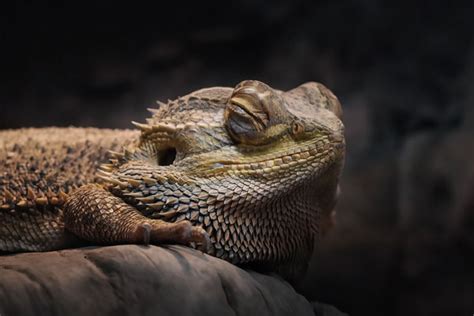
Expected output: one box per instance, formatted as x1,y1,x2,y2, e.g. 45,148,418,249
0,245,315,316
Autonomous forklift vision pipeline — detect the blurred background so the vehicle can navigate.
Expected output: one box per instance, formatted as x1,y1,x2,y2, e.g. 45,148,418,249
1,1,473,315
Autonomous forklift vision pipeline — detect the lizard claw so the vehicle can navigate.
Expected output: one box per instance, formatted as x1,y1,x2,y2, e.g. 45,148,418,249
191,226,210,253
136,222,152,245
176,221,210,253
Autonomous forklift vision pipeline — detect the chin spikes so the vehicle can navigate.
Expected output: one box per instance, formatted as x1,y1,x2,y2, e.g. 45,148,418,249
96,172,149,191
108,150,127,165
156,100,167,107
96,169,129,189
124,147,135,158
99,163,114,172
131,121,152,132
147,107,159,115
131,120,181,134
108,146,138,161
108,150,124,159
153,123,177,133
145,100,166,115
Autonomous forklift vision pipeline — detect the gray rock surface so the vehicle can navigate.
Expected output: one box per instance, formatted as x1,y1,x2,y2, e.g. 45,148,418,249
0,245,315,316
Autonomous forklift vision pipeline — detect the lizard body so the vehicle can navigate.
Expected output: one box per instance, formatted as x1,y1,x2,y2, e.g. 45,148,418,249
0,81,345,281
0,128,138,250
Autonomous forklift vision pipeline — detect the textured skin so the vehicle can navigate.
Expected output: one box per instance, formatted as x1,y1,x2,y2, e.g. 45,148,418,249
0,128,139,250
0,80,345,281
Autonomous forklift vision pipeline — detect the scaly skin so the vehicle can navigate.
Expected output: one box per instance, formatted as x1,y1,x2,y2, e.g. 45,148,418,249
0,80,345,281
0,128,139,250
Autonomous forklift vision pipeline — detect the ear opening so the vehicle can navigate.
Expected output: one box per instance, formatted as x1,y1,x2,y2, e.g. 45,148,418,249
157,147,177,166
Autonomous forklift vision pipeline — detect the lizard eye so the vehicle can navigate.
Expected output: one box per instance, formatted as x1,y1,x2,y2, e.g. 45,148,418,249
291,121,305,136
225,99,267,144
225,90,269,145
225,80,292,146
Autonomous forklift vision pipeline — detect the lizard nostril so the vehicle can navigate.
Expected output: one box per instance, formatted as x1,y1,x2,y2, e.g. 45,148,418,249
158,147,177,166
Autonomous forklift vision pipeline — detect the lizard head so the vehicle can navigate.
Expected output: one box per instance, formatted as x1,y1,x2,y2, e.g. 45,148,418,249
101,79,344,195
98,80,345,280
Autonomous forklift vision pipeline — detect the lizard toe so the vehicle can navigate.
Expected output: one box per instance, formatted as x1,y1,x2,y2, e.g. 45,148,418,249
191,226,210,253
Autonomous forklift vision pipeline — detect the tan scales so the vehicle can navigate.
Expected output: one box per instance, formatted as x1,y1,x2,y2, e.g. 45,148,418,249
0,80,345,281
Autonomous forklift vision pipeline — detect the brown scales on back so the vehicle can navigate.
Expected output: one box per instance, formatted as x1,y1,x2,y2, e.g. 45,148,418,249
0,80,345,282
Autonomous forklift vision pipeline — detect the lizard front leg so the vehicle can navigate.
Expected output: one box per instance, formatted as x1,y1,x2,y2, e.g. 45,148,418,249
63,184,209,250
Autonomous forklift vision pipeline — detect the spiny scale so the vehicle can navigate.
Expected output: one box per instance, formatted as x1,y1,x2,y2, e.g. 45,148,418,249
0,128,139,251
131,121,152,132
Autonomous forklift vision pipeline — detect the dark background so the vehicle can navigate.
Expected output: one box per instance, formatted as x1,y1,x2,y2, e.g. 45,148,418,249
1,2,473,315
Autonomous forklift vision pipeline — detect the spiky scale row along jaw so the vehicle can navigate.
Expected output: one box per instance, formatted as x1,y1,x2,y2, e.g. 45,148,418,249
98,80,345,281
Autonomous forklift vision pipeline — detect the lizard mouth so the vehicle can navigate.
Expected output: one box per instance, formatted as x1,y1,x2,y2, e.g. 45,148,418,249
186,124,345,176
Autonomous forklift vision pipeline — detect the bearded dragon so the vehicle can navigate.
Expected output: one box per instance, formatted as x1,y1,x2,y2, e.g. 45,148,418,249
0,80,345,281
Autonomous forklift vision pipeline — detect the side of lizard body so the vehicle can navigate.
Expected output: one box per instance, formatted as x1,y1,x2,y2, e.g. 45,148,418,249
0,81,345,281
0,128,139,251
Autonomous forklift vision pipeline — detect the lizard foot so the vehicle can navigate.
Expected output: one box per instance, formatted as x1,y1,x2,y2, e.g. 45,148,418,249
134,220,210,253
190,226,211,253
173,221,210,253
